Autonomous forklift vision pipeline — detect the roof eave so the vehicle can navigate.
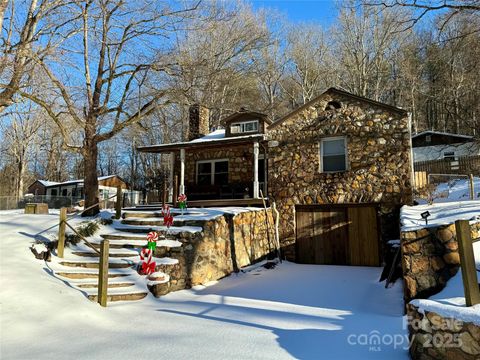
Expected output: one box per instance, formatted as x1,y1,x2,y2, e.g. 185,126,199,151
137,134,266,153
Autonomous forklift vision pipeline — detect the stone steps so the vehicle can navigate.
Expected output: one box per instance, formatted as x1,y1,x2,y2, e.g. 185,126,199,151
46,210,192,304
55,272,130,279
121,218,203,227
72,251,138,258
87,292,148,302
76,282,135,289
59,261,133,269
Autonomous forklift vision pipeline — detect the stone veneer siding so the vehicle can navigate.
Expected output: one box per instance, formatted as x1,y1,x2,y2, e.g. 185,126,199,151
407,303,480,359
401,222,480,303
173,144,265,189
149,208,275,296
267,91,413,258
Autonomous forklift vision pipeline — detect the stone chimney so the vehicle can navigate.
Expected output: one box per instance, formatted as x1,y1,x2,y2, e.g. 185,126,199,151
188,104,209,141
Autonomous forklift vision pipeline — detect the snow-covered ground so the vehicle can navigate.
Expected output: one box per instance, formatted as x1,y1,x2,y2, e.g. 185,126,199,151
0,211,408,359
400,200,480,231
410,241,480,325
416,176,480,204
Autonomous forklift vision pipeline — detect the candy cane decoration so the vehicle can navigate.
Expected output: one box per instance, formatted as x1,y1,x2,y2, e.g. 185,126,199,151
162,204,173,229
146,231,158,251
178,194,187,215
139,248,156,275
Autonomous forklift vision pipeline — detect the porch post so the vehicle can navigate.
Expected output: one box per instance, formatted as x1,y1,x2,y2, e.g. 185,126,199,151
169,152,174,202
179,148,185,195
253,141,259,199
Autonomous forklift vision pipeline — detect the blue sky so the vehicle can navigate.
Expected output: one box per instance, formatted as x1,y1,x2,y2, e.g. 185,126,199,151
250,0,339,25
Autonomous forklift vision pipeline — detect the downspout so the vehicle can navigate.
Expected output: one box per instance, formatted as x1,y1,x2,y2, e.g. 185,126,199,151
408,112,415,204
260,141,268,197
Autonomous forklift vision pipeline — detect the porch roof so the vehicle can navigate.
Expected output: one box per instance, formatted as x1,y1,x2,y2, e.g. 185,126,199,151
137,129,266,153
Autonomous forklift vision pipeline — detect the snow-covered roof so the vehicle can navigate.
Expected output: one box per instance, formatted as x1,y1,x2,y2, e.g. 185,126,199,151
37,180,60,187
190,129,225,143
412,130,474,140
137,129,265,153
43,175,118,187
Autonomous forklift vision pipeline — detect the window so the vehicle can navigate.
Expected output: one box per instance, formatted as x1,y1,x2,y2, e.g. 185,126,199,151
196,159,229,185
320,137,347,172
231,120,259,134
426,135,431,143
325,101,341,110
444,151,455,161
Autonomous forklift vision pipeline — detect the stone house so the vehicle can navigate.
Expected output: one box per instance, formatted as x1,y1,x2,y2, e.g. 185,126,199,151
138,88,414,264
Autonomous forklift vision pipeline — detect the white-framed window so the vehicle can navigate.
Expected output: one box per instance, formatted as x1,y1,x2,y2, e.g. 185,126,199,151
320,137,348,173
230,120,259,134
443,151,455,161
196,159,229,185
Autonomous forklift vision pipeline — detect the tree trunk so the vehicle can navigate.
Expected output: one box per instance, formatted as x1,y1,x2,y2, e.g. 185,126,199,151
83,139,99,216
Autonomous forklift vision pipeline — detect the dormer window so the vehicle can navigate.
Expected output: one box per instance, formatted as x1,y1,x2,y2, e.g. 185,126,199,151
231,120,259,134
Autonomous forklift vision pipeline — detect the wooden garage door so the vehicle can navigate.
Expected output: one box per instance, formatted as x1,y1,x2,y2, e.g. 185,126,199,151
295,204,380,266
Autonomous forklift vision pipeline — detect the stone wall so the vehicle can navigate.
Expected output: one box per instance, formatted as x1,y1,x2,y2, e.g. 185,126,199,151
172,144,265,193
401,222,480,303
267,90,413,256
149,208,275,297
407,303,480,359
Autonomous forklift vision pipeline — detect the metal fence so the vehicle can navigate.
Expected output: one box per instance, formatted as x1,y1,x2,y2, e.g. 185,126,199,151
0,191,142,211
0,195,79,210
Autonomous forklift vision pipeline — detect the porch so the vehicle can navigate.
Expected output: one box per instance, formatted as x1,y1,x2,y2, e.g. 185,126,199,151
137,130,268,204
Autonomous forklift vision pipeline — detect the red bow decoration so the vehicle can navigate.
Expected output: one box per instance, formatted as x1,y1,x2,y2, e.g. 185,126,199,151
139,248,156,275
163,214,173,228
141,261,156,275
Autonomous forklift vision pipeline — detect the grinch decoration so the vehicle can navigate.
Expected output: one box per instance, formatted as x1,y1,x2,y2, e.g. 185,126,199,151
178,194,187,215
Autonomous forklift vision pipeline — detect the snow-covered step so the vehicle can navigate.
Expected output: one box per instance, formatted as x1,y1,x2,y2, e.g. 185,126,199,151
54,272,131,279
83,282,149,302
100,232,150,241
87,292,148,302
113,224,203,234
76,282,136,289
71,251,138,258
58,260,134,269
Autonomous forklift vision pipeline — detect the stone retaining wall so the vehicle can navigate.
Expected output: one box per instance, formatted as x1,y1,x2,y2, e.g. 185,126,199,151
401,222,480,303
149,208,275,296
407,303,480,359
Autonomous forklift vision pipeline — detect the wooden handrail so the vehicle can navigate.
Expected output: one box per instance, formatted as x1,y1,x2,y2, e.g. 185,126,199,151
67,191,120,220
63,221,101,255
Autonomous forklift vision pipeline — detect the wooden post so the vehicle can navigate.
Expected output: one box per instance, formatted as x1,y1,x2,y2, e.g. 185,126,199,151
173,175,178,207
179,148,185,195
455,220,480,307
115,186,122,219
469,174,475,200
253,141,259,199
162,179,167,207
98,239,109,307
57,207,67,258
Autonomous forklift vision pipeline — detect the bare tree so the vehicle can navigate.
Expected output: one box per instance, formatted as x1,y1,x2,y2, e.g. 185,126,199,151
334,0,410,101
364,0,480,33
20,0,200,215
0,0,74,112
282,24,331,106
0,105,43,199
